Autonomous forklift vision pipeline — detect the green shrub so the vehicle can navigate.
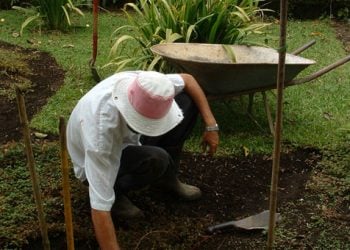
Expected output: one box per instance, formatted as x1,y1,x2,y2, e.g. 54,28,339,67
13,0,84,34
0,0,20,10
106,0,271,72
263,0,350,19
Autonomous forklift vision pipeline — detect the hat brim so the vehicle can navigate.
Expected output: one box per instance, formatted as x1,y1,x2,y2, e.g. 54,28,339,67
112,76,184,137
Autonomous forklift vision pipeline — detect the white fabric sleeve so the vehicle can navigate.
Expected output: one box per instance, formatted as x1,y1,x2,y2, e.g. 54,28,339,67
166,74,185,95
85,148,121,211
80,103,122,211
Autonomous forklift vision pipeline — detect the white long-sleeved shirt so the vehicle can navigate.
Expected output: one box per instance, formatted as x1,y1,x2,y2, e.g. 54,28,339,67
66,71,184,211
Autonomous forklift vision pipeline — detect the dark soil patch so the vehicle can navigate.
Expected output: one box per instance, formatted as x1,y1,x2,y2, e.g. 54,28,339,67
117,149,320,249
22,148,320,249
0,40,65,144
332,20,350,52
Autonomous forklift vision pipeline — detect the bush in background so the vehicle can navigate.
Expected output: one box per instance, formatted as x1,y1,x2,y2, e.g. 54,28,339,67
13,0,84,34
107,0,270,72
0,0,22,10
263,0,350,19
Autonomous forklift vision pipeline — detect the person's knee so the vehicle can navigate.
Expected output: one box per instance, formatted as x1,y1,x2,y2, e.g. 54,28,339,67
144,147,171,177
116,146,172,191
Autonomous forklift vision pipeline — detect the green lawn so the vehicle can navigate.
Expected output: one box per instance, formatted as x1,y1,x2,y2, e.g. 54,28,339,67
1,10,349,155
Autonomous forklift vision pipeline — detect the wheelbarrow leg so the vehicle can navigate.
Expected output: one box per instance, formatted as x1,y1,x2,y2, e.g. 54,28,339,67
262,92,275,136
247,93,254,114
246,92,273,135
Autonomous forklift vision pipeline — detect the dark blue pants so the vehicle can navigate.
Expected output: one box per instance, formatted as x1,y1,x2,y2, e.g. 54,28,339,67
116,92,198,192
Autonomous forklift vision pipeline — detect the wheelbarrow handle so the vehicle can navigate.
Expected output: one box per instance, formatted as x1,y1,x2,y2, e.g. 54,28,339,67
291,40,316,55
288,54,350,86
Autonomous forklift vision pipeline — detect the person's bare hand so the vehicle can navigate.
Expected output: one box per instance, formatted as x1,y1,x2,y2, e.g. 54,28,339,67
201,131,219,156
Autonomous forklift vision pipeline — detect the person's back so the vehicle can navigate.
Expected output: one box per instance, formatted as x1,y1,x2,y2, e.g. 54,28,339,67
66,71,219,249
67,73,134,181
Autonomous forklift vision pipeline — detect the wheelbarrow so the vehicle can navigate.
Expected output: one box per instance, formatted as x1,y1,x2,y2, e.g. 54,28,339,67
151,42,350,97
151,42,350,134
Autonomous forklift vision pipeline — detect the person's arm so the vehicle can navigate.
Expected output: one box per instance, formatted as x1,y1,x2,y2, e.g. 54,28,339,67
91,209,120,250
180,73,219,156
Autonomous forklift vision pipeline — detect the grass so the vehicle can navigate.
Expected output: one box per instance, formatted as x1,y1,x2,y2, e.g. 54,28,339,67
0,143,87,248
0,9,349,249
0,10,349,154
0,9,128,133
0,46,34,99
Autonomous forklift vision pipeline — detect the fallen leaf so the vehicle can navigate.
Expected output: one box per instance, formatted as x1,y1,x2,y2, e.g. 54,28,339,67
242,146,250,157
27,39,41,46
323,112,333,120
34,132,48,139
63,44,74,48
311,32,322,36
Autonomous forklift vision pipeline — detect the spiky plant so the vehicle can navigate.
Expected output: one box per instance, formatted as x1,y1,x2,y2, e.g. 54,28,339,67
13,0,84,35
106,0,271,72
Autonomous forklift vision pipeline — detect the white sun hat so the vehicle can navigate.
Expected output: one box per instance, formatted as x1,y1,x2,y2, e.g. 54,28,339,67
112,71,184,136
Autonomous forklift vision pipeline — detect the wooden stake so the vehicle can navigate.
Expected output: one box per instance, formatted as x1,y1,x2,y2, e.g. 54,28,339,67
90,0,101,82
15,87,50,250
267,0,288,249
59,117,75,250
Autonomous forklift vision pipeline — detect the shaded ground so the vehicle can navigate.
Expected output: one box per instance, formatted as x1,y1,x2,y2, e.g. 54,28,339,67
332,20,350,53
0,20,349,249
18,147,322,249
0,41,64,144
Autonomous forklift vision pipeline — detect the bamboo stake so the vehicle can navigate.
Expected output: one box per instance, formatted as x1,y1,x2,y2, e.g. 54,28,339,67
15,87,50,250
92,0,99,66
267,0,288,249
90,0,101,82
59,117,75,250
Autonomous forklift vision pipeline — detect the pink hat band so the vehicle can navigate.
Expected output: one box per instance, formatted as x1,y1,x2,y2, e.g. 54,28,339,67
127,77,174,119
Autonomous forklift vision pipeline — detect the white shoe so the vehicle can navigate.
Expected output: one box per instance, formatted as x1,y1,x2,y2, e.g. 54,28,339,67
173,179,202,200
156,178,202,201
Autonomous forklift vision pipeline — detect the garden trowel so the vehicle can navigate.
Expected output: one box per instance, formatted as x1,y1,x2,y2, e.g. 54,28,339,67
207,210,281,234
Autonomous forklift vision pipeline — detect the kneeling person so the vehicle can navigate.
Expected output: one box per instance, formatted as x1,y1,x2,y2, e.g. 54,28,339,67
67,71,219,249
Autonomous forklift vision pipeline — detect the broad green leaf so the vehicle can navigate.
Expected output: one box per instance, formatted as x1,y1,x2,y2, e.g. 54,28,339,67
164,29,182,43
234,6,251,22
147,55,162,71
62,6,71,26
19,13,40,36
222,44,237,63
67,0,84,16
185,25,197,42
159,0,176,24
110,35,135,57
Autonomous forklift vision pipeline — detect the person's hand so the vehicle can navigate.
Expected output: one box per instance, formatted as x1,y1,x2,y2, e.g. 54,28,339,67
201,131,219,156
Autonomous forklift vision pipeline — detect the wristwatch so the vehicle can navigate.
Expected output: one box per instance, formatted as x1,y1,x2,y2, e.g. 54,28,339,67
205,123,219,132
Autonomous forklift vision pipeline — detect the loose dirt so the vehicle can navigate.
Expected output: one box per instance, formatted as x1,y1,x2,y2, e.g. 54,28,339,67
0,41,64,144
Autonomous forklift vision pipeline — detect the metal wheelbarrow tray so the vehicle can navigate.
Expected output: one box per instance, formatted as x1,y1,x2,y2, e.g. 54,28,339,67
151,43,350,97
